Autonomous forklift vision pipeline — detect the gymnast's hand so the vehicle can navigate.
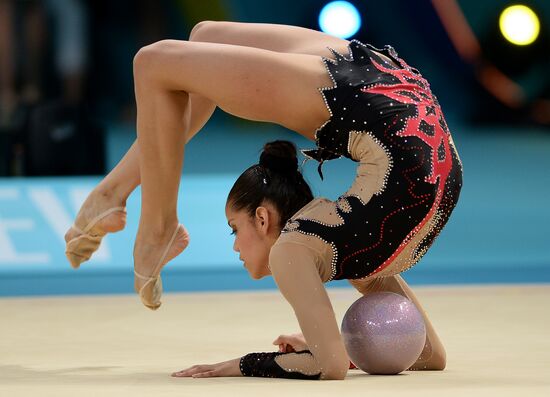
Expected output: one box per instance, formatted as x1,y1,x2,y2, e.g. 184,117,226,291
273,333,308,353
171,357,242,378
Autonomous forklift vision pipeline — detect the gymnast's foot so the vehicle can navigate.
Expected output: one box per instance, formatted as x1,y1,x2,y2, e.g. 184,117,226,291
64,188,127,268
133,222,190,310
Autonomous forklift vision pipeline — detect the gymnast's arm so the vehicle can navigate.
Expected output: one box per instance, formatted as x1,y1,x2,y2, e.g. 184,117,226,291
239,241,349,380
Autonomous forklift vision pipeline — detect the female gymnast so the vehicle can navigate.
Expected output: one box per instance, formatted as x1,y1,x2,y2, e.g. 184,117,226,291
64,21,462,380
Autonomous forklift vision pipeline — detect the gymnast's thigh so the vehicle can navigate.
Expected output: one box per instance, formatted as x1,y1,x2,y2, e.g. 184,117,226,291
189,20,351,59
133,40,332,135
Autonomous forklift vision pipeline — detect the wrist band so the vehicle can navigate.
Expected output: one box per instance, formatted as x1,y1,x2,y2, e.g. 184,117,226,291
239,351,321,380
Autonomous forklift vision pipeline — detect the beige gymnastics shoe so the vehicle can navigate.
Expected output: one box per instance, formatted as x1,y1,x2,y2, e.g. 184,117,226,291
65,206,127,269
134,224,190,310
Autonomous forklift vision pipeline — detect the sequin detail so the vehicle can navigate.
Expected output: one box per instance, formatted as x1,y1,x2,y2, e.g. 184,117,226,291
239,351,321,380
287,39,463,281
336,197,352,213
282,224,340,281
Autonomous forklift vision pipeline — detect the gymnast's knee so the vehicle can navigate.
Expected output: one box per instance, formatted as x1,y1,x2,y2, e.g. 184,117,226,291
189,20,232,42
430,345,447,371
411,336,447,371
133,42,163,80
190,20,216,41
133,40,187,82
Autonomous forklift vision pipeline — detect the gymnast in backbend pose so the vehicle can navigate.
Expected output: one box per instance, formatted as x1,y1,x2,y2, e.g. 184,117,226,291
64,21,462,380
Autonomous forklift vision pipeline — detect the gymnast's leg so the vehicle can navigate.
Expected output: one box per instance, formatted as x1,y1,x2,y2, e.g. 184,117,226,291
63,23,218,248
348,275,447,370
130,39,332,292
81,20,348,209
64,20,347,252
63,92,215,247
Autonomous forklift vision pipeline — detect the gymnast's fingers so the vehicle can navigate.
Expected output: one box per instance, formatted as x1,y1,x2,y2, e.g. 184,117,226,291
282,343,296,353
273,334,302,352
172,364,212,377
192,370,218,378
273,334,294,346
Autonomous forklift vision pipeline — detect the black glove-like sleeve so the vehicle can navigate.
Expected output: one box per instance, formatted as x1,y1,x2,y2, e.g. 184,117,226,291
239,350,321,380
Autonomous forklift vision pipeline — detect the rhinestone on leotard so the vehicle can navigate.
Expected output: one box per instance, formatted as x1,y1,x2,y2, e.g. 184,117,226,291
284,39,462,282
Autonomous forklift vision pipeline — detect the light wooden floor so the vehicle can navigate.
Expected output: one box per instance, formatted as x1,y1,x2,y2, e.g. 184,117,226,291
1,284,549,397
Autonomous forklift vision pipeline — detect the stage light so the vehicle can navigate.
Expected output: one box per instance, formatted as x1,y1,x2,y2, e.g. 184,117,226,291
499,5,540,46
318,1,361,39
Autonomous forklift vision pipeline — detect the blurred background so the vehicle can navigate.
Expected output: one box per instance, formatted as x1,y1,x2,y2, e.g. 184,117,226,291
0,0,548,296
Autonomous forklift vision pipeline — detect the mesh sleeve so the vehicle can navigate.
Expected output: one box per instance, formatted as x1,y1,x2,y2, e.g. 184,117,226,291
239,350,321,380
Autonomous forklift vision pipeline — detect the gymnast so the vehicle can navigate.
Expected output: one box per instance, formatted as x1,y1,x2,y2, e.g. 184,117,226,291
64,21,463,380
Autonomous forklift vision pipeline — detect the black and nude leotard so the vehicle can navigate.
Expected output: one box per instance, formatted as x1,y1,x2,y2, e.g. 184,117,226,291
240,39,463,379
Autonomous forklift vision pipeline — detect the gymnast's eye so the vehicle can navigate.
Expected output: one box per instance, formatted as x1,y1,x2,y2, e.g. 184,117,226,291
230,229,236,236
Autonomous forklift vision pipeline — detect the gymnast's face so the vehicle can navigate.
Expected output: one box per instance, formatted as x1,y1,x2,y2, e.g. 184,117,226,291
225,201,281,280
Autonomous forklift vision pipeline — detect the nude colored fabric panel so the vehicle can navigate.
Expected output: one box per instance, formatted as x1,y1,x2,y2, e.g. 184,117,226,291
275,131,393,282
273,230,333,283
292,197,343,226
269,242,349,379
274,350,323,376
345,130,391,200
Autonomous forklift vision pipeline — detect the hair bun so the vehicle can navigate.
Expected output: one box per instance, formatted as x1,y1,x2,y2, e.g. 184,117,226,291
259,140,298,176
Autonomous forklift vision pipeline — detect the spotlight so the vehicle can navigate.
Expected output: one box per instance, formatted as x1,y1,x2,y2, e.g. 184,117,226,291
318,1,361,39
433,0,550,125
499,4,540,46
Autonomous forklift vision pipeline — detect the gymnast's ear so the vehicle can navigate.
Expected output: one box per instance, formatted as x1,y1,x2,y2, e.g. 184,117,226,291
254,206,271,233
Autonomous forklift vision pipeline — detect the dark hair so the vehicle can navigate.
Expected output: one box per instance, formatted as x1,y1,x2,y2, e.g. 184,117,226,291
227,140,314,229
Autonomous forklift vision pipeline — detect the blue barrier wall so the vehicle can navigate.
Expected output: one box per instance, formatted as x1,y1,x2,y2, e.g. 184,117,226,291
1,122,549,296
